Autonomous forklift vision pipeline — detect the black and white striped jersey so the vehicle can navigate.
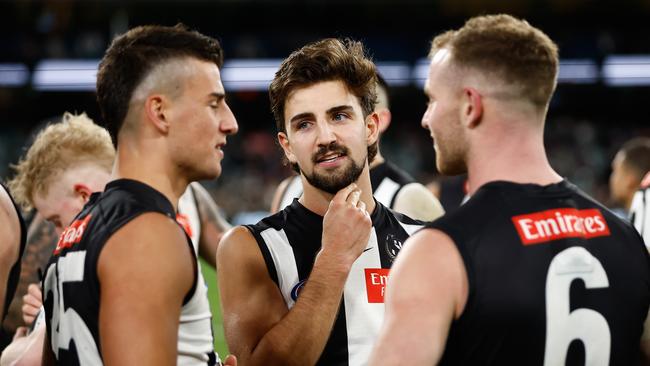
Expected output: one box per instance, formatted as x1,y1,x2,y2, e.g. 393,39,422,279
630,186,650,247
277,161,416,211
245,199,424,365
42,179,217,365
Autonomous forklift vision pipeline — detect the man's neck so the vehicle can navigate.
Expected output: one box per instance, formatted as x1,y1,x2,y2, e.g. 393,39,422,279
299,165,376,217
466,125,562,195
111,143,188,211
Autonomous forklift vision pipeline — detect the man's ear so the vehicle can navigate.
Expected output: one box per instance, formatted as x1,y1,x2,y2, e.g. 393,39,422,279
73,183,93,204
375,108,392,135
366,112,380,146
462,87,483,129
144,94,171,134
277,132,298,165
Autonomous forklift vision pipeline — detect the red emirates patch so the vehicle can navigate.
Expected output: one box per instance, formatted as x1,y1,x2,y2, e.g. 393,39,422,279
365,268,390,303
54,215,92,254
512,208,610,245
176,213,193,238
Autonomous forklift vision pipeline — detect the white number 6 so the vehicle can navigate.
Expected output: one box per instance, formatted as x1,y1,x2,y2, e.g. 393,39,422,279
544,246,611,366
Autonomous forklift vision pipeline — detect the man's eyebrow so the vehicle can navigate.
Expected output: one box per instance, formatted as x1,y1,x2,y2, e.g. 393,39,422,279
326,105,354,115
289,112,315,124
208,92,226,101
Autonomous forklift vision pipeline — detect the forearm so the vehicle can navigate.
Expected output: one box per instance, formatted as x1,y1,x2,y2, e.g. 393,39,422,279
245,253,351,365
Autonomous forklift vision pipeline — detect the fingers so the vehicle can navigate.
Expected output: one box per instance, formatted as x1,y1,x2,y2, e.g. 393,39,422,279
27,283,42,302
331,183,357,204
13,326,28,341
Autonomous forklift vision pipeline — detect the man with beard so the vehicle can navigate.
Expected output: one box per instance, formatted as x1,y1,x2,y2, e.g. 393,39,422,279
269,75,444,222
369,14,650,365
217,38,424,365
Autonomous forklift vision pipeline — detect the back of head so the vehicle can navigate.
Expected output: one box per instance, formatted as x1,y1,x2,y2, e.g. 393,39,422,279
269,38,378,134
8,113,114,211
618,137,650,181
430,14,559,109
96,24,223,148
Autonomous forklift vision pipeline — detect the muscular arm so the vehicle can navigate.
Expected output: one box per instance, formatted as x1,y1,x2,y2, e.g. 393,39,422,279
369,229,468,365
191,182,231,268
392,182,445,222
0,187,21,319
218,184,371,365
4,214,57,332
98,213,195,366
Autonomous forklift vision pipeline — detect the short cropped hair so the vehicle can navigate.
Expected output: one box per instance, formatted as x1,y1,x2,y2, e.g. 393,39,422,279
96,24,223,147
8,113,115,211
430,14,559,107
619,137,650,179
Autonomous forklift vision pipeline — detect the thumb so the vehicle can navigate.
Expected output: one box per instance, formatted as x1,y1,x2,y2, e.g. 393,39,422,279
223,354,237,366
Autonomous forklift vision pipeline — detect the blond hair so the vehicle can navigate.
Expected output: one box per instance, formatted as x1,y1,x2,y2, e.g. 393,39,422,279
430,14,559,108
8,112,115,211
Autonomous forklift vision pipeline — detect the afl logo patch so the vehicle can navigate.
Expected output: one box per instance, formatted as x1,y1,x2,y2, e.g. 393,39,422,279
290,280,307,301
384,234,403,261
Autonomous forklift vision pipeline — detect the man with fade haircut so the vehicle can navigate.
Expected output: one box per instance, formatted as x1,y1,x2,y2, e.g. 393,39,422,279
41,25,238,365
0,183,26,351
218,38,425,365
610,137,650,214
370,14,650,365
1,111,232,365
270,74,444,221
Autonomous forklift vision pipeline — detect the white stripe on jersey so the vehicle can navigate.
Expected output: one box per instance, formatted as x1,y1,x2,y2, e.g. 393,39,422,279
261,228,300,308
374,178,400,207
397,221,425,236
343,228,383,366
630,188,650,247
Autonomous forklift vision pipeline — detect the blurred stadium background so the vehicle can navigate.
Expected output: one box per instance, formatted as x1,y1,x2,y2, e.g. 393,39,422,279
1,0,650,356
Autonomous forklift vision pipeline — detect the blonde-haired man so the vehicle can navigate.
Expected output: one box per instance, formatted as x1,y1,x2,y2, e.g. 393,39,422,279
10,112,114,235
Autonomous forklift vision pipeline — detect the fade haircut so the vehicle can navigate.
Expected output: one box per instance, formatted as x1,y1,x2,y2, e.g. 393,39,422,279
96,24,223,148
8,113,115,211
269,38,378,170
619,137,650,180
430,14,559,108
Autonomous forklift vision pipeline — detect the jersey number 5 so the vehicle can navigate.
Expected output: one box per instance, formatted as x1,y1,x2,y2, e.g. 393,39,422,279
44,251,102,364
543,247,611,366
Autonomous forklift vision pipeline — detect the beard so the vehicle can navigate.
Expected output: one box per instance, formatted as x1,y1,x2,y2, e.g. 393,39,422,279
302,142,365,194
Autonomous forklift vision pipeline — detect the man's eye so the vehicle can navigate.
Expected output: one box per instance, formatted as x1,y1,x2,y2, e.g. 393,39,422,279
333,113,347,121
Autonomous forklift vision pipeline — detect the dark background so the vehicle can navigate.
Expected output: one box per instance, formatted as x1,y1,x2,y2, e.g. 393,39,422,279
1,0,649,218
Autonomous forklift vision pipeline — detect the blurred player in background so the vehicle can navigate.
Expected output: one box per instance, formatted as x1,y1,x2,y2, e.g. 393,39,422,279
609,137,650,215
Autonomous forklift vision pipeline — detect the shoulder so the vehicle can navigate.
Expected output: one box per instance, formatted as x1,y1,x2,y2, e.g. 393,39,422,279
393,182,445,222
270,175,301,213
218,226,259,260
98,212,193,279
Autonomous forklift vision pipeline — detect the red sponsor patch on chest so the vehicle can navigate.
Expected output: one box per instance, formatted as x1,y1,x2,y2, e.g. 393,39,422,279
175,213,193,238
512,208,610,245
54,215,92,254
365,268,390,303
